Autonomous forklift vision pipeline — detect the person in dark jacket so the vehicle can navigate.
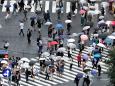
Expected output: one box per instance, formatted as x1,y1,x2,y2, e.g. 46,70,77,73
25,68,30,82
18,0,24,12
27,29,32,44
83,75,90,86
71,1,76,15
74,76,80,86
67,23,72,34
97,65,101,76
67,12,72,20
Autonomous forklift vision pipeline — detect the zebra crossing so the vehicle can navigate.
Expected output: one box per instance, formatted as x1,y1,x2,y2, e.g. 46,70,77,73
1,0,78,14
0,46,109,86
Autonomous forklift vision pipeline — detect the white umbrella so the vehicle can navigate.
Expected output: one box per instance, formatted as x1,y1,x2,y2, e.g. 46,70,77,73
106,21,111,26
30,58,37,61
89,6,95,9
57,47,66,52
79,0,87,4
39,58,45,60
101,2,109,7
93,34,99,37
99,16,104,19
72,33,78,37
67,43,76,49
65,20,72,23
83,26,90,30
24,5,31,9
0,24,2,29
97,43,106,48
1,60,8,64
20,57,30,62
21,63,30,68
42,52,50,57
108,35,115,39
67,38,75,43
83,6,89,10
98,20,105,25
90,0,96,1
44,22,52,25
94,10,101,14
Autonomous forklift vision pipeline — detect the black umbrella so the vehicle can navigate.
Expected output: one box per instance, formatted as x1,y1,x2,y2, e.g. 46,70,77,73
98,33,109,39
29,61,36,66
98,23,107,28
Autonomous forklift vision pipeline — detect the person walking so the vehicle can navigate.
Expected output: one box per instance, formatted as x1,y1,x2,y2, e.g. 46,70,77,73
45,66,50,80
67,47,72,58
69,58,73,70
25,68,30,82
57,8,61,20
30,19,36,31
83,75,90,86
19,21,24,36
13,3,18,15
15,71,20,86
27,29,32,44
4,41,10,50
97,65,101,76
74,76,80,86
76,52,81,67
71,1,76,15
23,9,28,21
67,23,72,34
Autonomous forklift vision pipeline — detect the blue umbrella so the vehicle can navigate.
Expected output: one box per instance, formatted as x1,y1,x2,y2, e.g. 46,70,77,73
76,73,83,78
5,4,11,7
30,16,36,20
91,69,97,76
82,54,89,61
55,23,64,29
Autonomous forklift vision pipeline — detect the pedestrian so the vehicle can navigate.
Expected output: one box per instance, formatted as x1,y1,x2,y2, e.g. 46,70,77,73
25,68,30,82
67,23,72,34
18,0,24,12
12,3,18,15
1,0,5,5
46,10,51,22
15,71,20,86
23,9,28,21
19,21,24,36
45,66,50,80
83,75,90,86
4,41,10,50
36,18,42,29
57,8,61,20
67,47,72,58
71,1,76,15
101,6,105,16
43,12,48,22
76,52,81,67
69,58,73,70
97,65,101,76
67,12,71,20
30,19,35,30
74,76,80,86
81,14,85,26
27,29,32,44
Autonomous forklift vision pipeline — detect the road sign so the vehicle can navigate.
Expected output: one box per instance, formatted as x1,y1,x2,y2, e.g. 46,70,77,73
2,68,11,77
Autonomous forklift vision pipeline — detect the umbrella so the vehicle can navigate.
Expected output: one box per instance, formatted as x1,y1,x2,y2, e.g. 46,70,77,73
76,73,83,78
98,33,108,39
108,35,115,39
44,22,52,25
93,34,99,37
71,33,78,37
79,10,86,14
83,6,89,10
45,60,51,66
55,23,64,29
24,5,31,9
30,58,37,62
83,69,91,73
50,41,58,45
1,60,8,64
90,0,96,1
65,20,72,23
94,10,101,14
80,35,88,41
20,57,30,62
83,26,90,30
97,43,106,48
91,69,97,76
79,0,87,4
39,58,45,60
29,61,36,66
106,21,111,26
99,16,104,19
5,4,11,7
67,38,75,43
42,52,50,57
0,24,2,29
82,54,89,61
21,63,30,68
89,6,95,9
101,2,109,7
98,23,107,28
57,47,66,52
67,43,76,49
30,16,36,20
111,21,115,26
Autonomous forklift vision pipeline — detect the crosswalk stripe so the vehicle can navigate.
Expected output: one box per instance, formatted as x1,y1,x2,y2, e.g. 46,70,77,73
2,0,7,12
52,1,56,13
66,2,71,13
45,1,50,13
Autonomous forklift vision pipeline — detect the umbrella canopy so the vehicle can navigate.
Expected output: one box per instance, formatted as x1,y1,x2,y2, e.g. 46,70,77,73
111,21,115,26
1,60,8,64
91,69,97,76
90,0,96,1
24,5,31,9
65,20,72,23
79,0,87,4
21,63,30,68
39,57,45,60
89,6,95,9
98,23,107,28
80,35,88,41
30,58,37,62
71,33,78,37
57,47,66,52
98,33,108,39
76,73,83,78
30,16,36,20
42,52,50,57
101,2,109,7
55,23,64,29
98,20,105,25
50,41,59,45
67,38,75,43
83,6,89,10
83,69,91,73
29,61,36,66
106,21,111,26
83,26,90,30
44,22,52,25
45,60,51,66
93,34,99,37
20,57,30,62
67,43,76,49
79,10,86,14
97,43,106,48
99,16,104,19
108,35,115,39
82,54,89,61
5,4,11,7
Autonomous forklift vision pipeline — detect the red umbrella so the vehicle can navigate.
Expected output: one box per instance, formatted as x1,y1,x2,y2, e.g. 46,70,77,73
111,21,115,26
79,10,86,14
50,41,58,45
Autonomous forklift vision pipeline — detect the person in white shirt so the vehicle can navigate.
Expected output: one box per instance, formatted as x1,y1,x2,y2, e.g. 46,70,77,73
19,21,24,36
